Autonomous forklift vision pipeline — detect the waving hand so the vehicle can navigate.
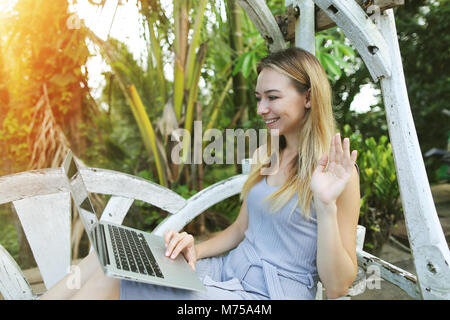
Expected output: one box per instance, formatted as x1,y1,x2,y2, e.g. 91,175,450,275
310,133,358,206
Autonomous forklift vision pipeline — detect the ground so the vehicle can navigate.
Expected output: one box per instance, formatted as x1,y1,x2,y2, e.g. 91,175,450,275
353,183,450,300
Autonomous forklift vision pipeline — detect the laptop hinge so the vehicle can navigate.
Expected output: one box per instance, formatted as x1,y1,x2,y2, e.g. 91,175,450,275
94,223,110,266
99,223,111,266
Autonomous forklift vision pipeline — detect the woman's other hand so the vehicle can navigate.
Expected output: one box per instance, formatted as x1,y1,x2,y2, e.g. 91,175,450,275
163,229,197,271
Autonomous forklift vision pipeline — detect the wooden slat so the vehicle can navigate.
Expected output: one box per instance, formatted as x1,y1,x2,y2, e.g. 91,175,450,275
0,168,187,214
13,192,72,290
378,9,450,300
286,0,404,31
291,0,316,54
80,168,186,214
100,196,134,225
0,245,35,300
237,0,287,53
152,174,249,236
0,168,65,205
311,0,391,82
315,0,404,31
357,249,421,299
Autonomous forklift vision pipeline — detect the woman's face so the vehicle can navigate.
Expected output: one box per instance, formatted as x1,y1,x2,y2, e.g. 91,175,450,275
255,67,309,137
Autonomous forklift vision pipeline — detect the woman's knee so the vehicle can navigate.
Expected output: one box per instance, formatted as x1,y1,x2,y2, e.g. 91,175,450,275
70,267,120,300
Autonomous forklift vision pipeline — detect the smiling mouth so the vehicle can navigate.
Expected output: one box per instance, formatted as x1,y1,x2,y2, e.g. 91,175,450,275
265,118,280,125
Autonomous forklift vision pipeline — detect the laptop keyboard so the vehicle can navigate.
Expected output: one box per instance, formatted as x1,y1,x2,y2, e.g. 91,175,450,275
107,225,164,278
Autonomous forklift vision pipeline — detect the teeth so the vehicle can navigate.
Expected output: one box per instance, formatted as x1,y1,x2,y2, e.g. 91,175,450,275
265,118,279,124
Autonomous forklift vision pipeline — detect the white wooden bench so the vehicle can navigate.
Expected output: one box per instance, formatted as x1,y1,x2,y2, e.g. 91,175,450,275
0,159,420,300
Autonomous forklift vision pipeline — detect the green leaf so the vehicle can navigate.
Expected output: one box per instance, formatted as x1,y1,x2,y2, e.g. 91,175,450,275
338,44,355,57
321,53,342,79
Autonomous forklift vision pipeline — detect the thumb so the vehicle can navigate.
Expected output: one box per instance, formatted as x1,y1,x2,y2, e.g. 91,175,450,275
315,154,328,172
314,154,328,172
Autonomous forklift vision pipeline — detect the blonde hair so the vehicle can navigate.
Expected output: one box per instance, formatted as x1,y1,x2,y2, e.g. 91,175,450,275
240,47,337,220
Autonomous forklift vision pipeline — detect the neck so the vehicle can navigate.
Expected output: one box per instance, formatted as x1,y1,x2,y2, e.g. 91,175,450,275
282,132,300,154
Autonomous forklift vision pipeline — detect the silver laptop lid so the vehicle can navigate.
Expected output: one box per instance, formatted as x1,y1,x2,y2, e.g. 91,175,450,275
62,150,98,234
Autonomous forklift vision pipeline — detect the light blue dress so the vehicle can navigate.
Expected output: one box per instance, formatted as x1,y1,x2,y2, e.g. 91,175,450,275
120,176,322,300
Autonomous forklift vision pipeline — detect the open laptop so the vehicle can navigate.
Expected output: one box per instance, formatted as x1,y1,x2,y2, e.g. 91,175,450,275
62,150,206,292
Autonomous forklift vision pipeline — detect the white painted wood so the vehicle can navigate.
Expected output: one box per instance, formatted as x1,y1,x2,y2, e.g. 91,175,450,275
356,225,366,251
357,248,421,300
313,0,404,31
0,166,187,299
315,281,323,300
0,168,186,214
13,192,72,290
312,0,391,81
236,0,287,53
0,168,66,205
152,174,249,236
0,245,35,300
378,9,450,300
80,168,186,215
100,196,134,225
241,158,252,175
291,0,316,55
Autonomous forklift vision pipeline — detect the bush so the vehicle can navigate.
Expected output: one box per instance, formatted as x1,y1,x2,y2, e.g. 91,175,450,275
343,125,403,255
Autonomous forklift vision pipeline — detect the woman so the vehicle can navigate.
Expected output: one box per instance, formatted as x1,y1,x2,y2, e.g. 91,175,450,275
40,47,360,300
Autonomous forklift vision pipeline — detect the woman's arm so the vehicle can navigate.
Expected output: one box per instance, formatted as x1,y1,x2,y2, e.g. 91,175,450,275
195,142,269,259
315,165,360,299
166,144,265,263
310,133,360,299
195,198,249,259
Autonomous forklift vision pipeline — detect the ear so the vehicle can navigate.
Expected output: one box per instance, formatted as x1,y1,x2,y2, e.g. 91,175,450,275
305,89,311,109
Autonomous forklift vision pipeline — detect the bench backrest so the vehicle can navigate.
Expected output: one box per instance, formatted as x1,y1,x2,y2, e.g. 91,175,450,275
0,166,246,290
2,164,416,300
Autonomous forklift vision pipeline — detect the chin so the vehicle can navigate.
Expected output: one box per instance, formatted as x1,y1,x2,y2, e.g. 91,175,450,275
269,129,282,136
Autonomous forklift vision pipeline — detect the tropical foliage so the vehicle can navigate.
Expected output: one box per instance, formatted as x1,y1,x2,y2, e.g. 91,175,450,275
0,0,447,268
342,125,402,255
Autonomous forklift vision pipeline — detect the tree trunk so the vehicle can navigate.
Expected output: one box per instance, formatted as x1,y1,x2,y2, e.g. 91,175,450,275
226,0,248,127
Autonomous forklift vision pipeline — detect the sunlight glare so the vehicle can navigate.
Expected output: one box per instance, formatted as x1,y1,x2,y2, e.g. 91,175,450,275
0,0,16,13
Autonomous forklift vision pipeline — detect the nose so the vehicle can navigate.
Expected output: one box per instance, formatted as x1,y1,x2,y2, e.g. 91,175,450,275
257,99,270,116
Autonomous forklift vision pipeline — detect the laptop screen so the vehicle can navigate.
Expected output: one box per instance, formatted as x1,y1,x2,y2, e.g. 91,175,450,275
62,150,99,233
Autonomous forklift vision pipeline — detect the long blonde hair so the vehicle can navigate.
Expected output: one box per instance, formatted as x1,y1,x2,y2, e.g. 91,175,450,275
240,47,337,219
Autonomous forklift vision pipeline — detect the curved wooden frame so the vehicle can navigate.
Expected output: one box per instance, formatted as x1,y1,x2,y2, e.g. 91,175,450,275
237,0,448,299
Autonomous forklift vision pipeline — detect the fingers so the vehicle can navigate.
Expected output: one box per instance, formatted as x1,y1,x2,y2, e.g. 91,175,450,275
335,133,344,164
185,247,197,271
342,136,351,163
171,233,194,260
351,149,358,163
163,229,175,245
342,136,358,165
329,133,358,170
164,230,194,261
329,133,337,165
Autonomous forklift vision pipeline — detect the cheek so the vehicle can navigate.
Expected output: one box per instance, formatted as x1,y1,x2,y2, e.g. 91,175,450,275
284,98,306,118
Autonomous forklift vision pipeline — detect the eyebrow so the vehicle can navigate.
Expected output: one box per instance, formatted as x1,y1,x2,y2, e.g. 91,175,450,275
254,89,281,95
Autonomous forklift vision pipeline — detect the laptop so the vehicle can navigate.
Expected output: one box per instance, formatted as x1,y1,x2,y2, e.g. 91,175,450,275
62,150,206,292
